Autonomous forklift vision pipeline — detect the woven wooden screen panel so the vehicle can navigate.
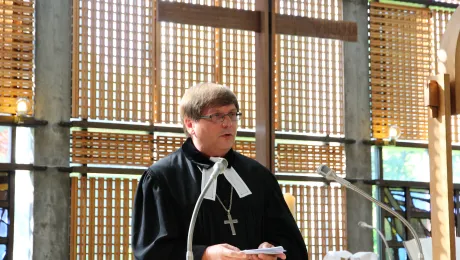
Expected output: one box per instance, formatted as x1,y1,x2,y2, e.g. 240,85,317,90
432,10,453,75
153,134,256,161
156,21,216,124
156,0,257,130
233,139,256,159
274,0,344,135
220,0,256,130
70,177,345,259
370,3,432,140
71,131,154,166
153,135,186,162
70,176,138,260
276,143,345,175
221,0,254,9
432,9,460,143
221,29,256,130
72,0,154,122
0,0,34,115
281,184,347,260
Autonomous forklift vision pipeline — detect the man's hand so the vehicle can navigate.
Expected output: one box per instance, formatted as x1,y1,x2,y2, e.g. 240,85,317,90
202,243,248,260
247,242,286,260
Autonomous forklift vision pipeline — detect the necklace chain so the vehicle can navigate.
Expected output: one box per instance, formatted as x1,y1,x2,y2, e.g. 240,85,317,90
216,187,233,213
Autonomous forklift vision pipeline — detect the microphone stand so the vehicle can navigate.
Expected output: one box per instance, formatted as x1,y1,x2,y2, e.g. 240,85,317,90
358,221,393,260
317,165,424,260
186,159,228,260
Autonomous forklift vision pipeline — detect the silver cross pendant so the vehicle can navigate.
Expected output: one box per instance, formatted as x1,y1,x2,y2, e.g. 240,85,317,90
224,213,238,235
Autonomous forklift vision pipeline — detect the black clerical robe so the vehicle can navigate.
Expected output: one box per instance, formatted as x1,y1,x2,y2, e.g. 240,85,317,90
132,138,308,259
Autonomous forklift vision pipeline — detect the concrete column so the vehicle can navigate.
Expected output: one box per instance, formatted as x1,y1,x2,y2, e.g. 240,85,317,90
343,0,373,253
33,0,72,259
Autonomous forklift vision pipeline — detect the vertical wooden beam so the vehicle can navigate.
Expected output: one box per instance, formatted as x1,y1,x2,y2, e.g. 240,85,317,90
438,7,460,114
153,1,161,124
428,74,456,260
255,0,274,171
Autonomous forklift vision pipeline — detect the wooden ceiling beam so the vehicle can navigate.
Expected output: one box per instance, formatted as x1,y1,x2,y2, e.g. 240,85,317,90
157,1,358,42
157,1,261,32
275,14,357,42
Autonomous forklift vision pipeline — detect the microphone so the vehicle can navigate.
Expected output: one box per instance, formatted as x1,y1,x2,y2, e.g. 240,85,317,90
186,158,228,260
316,165,424,260
358,221,393,260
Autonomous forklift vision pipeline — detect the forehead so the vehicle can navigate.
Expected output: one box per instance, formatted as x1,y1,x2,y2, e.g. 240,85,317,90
203,104,237,114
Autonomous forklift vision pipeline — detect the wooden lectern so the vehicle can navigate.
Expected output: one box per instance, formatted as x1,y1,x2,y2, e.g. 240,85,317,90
425,7,460,260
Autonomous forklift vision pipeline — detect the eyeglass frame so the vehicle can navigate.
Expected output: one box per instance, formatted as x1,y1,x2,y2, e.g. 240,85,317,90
199,111,242,123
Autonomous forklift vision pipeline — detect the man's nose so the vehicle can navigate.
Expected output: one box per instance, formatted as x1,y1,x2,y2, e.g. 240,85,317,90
221,115,233,127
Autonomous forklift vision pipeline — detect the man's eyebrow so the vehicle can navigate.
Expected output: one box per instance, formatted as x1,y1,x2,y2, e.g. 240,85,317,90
209,109,238,114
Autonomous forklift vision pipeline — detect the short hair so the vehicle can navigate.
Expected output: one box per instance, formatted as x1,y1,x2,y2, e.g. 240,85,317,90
180,82,240,135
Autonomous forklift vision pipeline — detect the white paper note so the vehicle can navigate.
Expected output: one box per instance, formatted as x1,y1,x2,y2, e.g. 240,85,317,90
242,246,286,255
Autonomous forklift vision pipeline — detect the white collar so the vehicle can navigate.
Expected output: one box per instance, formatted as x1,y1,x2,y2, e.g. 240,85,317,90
198,157,252,201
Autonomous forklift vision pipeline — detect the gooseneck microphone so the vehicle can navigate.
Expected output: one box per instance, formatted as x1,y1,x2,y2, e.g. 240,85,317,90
317,165,424,260
358,221,393,260
186,158,228,260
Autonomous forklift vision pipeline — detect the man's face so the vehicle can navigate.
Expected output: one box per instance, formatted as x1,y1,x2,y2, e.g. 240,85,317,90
185,104,239,157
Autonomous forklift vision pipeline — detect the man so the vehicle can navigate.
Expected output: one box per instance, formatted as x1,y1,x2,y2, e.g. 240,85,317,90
132,82,308,259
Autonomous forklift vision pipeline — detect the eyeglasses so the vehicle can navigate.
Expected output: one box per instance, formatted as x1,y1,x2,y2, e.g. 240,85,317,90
200,111,242,123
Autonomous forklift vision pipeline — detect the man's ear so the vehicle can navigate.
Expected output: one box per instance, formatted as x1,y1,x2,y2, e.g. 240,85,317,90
184,117,194,135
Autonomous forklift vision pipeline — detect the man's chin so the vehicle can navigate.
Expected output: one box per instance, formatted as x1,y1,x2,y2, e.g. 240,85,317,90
217,137,235,148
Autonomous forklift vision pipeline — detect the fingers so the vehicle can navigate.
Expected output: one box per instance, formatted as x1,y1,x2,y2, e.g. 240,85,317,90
258,242,273,249
221,243,241,251
203,244,248,260
276,253,287,259
225,250,247,259
255,242,286,260
256,254,277,260
219,244,247,259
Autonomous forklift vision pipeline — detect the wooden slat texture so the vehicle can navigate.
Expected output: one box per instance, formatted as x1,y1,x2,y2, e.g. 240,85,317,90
153,135,186,161
0,0,34,115
114,179,121,260
433,10,453,76
280,183,347,260
233,139,256,159
370,2,432,140
71,131,154,166
96,178,104,258
122,179,131,256
72,0,154,122
71,176,138,260
71,176,347,260
69,2,351,260
274,0,344,135
106,178,114,258
156,21,216,124
88,178,95,260
221,28,256,129
155,0,258,130
154,134,257,161
276,143,345,175
221,0,254,10
432,9,460,143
